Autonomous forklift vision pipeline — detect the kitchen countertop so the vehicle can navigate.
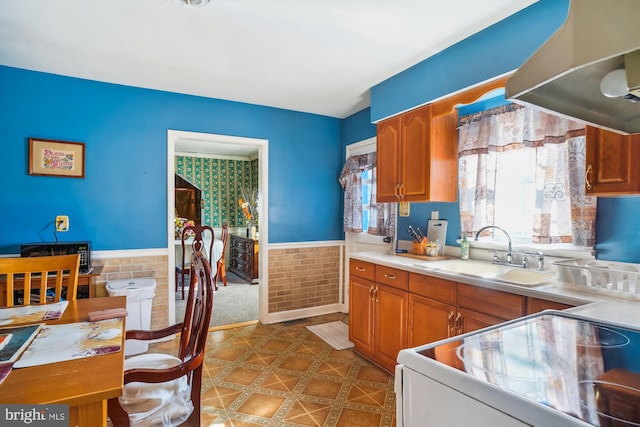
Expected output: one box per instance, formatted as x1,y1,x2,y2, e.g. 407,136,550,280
350,251,640,328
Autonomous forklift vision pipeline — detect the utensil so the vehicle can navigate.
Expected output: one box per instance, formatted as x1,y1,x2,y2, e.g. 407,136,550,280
408,226,421,242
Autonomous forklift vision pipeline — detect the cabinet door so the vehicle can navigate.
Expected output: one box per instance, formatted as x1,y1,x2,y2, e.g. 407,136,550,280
349,276,375,355
586,126,640,195
408,293,455,347
457,283,525,321
374,283,408,372
376,116,402,202
526,297,573,315
457,307,504,334
401,104,431,201
428,107,459,202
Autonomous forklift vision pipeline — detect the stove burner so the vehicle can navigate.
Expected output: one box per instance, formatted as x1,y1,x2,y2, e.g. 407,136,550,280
579,371,640,427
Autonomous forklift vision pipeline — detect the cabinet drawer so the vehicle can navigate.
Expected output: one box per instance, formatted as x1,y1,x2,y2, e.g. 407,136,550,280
457,283,525,321
350,259,375,281
375,265,408,291
408,273,456,305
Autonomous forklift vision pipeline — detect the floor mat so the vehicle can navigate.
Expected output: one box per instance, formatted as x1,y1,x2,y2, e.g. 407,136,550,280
306,321,354,350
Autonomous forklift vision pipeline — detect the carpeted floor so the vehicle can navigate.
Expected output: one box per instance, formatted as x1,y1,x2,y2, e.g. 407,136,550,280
175,271,259,327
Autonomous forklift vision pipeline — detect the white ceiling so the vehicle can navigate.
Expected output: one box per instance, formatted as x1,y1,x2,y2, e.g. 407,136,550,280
0,0,537,117
0,0,535,155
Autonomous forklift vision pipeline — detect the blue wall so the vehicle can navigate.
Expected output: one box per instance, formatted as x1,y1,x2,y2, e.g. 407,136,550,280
370,0,570,122
0,66,343,253
595,198,640,263
341,108,376,148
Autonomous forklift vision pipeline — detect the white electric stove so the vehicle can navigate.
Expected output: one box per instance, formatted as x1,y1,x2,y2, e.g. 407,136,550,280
396,311,640,427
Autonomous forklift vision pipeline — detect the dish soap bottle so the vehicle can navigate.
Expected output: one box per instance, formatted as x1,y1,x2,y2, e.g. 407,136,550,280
460,234,469,260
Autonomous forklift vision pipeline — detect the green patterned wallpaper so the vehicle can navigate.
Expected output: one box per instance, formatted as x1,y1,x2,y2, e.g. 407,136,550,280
175,156,258,228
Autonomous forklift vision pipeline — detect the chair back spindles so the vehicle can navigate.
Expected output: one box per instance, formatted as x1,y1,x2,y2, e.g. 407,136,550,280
178,224,214,299
0,254,81,307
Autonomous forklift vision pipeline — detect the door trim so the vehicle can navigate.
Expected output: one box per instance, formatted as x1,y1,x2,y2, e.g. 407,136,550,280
167,129,269,325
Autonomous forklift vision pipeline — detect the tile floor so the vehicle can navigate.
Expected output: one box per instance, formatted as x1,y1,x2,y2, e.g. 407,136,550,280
150,313,396,426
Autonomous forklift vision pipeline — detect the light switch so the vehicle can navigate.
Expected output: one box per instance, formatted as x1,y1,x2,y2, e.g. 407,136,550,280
399,202,410,217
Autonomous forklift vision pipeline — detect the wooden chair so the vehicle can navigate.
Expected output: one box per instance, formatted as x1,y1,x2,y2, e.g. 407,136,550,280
214,223,229,288
108,251,215,426
0,254,80,306
175,224,214,300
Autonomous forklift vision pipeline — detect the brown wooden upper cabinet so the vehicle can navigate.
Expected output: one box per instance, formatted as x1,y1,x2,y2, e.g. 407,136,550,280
375,75,509,203
377,104,433,202
585,126,640,195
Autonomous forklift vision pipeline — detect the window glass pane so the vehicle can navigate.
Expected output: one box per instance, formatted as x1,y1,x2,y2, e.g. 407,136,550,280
494,149,536,240
361,169,372,232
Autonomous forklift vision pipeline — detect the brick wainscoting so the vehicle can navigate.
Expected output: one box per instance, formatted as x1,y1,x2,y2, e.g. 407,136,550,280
268,245,342,313
92,254,169,330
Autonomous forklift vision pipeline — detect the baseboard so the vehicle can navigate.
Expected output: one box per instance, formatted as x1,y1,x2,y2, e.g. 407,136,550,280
264,303,343,325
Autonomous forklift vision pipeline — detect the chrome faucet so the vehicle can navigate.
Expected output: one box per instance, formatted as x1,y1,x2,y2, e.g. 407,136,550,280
474,225,513,265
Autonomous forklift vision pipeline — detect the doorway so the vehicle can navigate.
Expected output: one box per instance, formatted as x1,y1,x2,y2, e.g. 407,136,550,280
167,130,269,327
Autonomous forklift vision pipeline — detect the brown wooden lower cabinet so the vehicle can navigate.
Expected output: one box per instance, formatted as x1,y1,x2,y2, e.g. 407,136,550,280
408,293,455,347
373,283,408,371
349,259,407,373
349,275,375,354
457,307,506,334
526,296,573,314
348,260,567,371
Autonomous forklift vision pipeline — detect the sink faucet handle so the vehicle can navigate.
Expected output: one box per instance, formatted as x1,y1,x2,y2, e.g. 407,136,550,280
522,255,528,269
536,251,545,271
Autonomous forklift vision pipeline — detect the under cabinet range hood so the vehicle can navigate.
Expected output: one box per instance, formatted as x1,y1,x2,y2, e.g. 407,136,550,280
506,0,640,134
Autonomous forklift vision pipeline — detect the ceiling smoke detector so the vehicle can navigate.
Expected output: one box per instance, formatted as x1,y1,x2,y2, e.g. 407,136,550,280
169,0,211,7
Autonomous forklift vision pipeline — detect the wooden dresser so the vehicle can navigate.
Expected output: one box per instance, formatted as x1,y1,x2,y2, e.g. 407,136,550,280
229,234,259,283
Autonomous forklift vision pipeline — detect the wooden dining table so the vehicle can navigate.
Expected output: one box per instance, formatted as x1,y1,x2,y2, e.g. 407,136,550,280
0,296,126,427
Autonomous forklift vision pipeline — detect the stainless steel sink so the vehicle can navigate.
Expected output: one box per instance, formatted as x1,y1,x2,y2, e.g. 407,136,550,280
413,259,554,286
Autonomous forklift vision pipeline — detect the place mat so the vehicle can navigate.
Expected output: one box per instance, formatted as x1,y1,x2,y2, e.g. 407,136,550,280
0,301,68,326
0,363,13,385
307,321,354,350
14,318,123,368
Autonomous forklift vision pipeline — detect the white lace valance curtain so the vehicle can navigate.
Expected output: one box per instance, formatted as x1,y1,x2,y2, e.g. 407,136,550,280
339,152,395,237
458,104,596,246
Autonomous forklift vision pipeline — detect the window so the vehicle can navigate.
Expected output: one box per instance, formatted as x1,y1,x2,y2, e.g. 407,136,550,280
361,169,372,232
458,103,596,249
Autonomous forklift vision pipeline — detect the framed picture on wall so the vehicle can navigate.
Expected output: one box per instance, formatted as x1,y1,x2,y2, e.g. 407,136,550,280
28,138,86,178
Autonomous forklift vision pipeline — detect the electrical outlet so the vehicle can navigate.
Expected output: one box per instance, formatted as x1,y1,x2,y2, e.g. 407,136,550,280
55,215,69,232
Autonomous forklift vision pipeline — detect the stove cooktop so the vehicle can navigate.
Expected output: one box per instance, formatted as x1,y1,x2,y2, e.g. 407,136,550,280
419,312,640,426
